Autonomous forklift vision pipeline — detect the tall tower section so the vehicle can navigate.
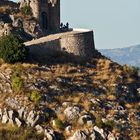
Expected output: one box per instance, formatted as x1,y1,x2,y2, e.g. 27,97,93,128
30,0,40,20
29,0,60,34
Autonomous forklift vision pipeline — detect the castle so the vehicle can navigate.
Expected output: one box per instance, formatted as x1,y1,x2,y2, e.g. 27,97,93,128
20,0,60,34
0,0,96,58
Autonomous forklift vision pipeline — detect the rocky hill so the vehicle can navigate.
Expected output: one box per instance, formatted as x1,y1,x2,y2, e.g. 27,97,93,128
0,54,139,140
0,0,44,41
100,45,140,67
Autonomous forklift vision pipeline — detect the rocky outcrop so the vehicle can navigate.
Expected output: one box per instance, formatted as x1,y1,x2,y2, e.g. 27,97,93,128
0,12,43,40
0,58,139,139
64,106,80,122
68,130,87,140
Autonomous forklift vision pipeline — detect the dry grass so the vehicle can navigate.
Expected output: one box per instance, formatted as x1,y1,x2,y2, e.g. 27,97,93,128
0,57,139,139
107,95,117,101
0,6,10,13
0,123,44,140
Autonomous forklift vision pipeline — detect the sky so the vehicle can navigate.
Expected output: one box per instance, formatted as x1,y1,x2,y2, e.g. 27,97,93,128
13,0,140,49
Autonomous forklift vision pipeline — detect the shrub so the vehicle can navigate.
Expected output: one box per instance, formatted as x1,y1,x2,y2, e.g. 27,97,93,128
12,64,23,78
95,117,114,131
11,65,23,92
30,90,41,104
21,5,32,16
95,117,104,128
122,65,139,76
45,112,50,120
0,34,29,64
12,76,23,93
103,120,114,131
54,119,64,130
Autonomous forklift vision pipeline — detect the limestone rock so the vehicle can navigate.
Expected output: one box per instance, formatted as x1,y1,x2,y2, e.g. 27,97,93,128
15,118,22,127
13,18,23,28
64,106,80,121
35,125,44,134
18,107,25,118
6,98,20,109
68,130,87,140
44,128,56,140
27,110,40,127
2,110,9,124
94,126,106,140
65,125,72,134
8,110,14,120
108,132,116,140
78,114,95,126
90,131,96,140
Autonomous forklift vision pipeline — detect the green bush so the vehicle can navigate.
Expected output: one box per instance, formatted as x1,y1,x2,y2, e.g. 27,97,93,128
21,5,32,16
54,119,64,130
95,116,114,131
45,112,50,119
0,34,29,64
12,77,23,93
30,91,41,104
11,65,23,92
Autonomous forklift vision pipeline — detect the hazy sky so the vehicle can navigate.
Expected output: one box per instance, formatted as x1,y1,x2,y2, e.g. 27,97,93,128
13,0,140,49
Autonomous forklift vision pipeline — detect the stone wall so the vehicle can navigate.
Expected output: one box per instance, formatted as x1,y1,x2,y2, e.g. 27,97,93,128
25,28,95,58
60,29,95,57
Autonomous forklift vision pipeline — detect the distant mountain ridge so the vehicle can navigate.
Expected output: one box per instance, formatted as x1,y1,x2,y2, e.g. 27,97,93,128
100,45,140,67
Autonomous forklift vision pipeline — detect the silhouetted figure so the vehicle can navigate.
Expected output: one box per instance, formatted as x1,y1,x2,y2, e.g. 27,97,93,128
60,22,69,32
66,22,69,30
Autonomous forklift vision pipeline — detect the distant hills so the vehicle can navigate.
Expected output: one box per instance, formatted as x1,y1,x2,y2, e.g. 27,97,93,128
100,45,140,67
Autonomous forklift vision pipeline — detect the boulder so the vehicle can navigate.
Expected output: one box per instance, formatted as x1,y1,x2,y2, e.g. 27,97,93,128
2,111,9,124
26,110,40,127
8,110,14,120
44,128,56,140
35,125,44,134
65,125,72,134
6,98,20,109
68,130,87,140
18,107,25,118
108,132,116,140
94,126,106,140
15,118,22,127
13,18,23,28
90,131,96,140
78,114,95,126
64,106,80,121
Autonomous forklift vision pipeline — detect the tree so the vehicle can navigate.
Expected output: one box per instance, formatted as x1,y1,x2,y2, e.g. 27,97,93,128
0,34,29,63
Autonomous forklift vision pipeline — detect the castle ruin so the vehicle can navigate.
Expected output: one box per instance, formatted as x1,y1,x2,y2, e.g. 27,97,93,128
0,0,96,58
20,0,60,34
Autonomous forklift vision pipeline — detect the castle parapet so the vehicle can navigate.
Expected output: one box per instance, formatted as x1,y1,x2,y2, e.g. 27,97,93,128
25,28,95,58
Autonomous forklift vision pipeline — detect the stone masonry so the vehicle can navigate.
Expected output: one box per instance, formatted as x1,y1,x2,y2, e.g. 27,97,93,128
25,29,95,58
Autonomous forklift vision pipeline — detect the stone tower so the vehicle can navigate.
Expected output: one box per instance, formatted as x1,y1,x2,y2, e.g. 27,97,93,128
21,0,60,34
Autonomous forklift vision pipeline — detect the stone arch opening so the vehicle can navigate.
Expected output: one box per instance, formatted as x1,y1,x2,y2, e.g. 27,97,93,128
41,12,48,30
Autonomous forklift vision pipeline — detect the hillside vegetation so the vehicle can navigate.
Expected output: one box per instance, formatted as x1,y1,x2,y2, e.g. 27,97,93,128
0,55,139,140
